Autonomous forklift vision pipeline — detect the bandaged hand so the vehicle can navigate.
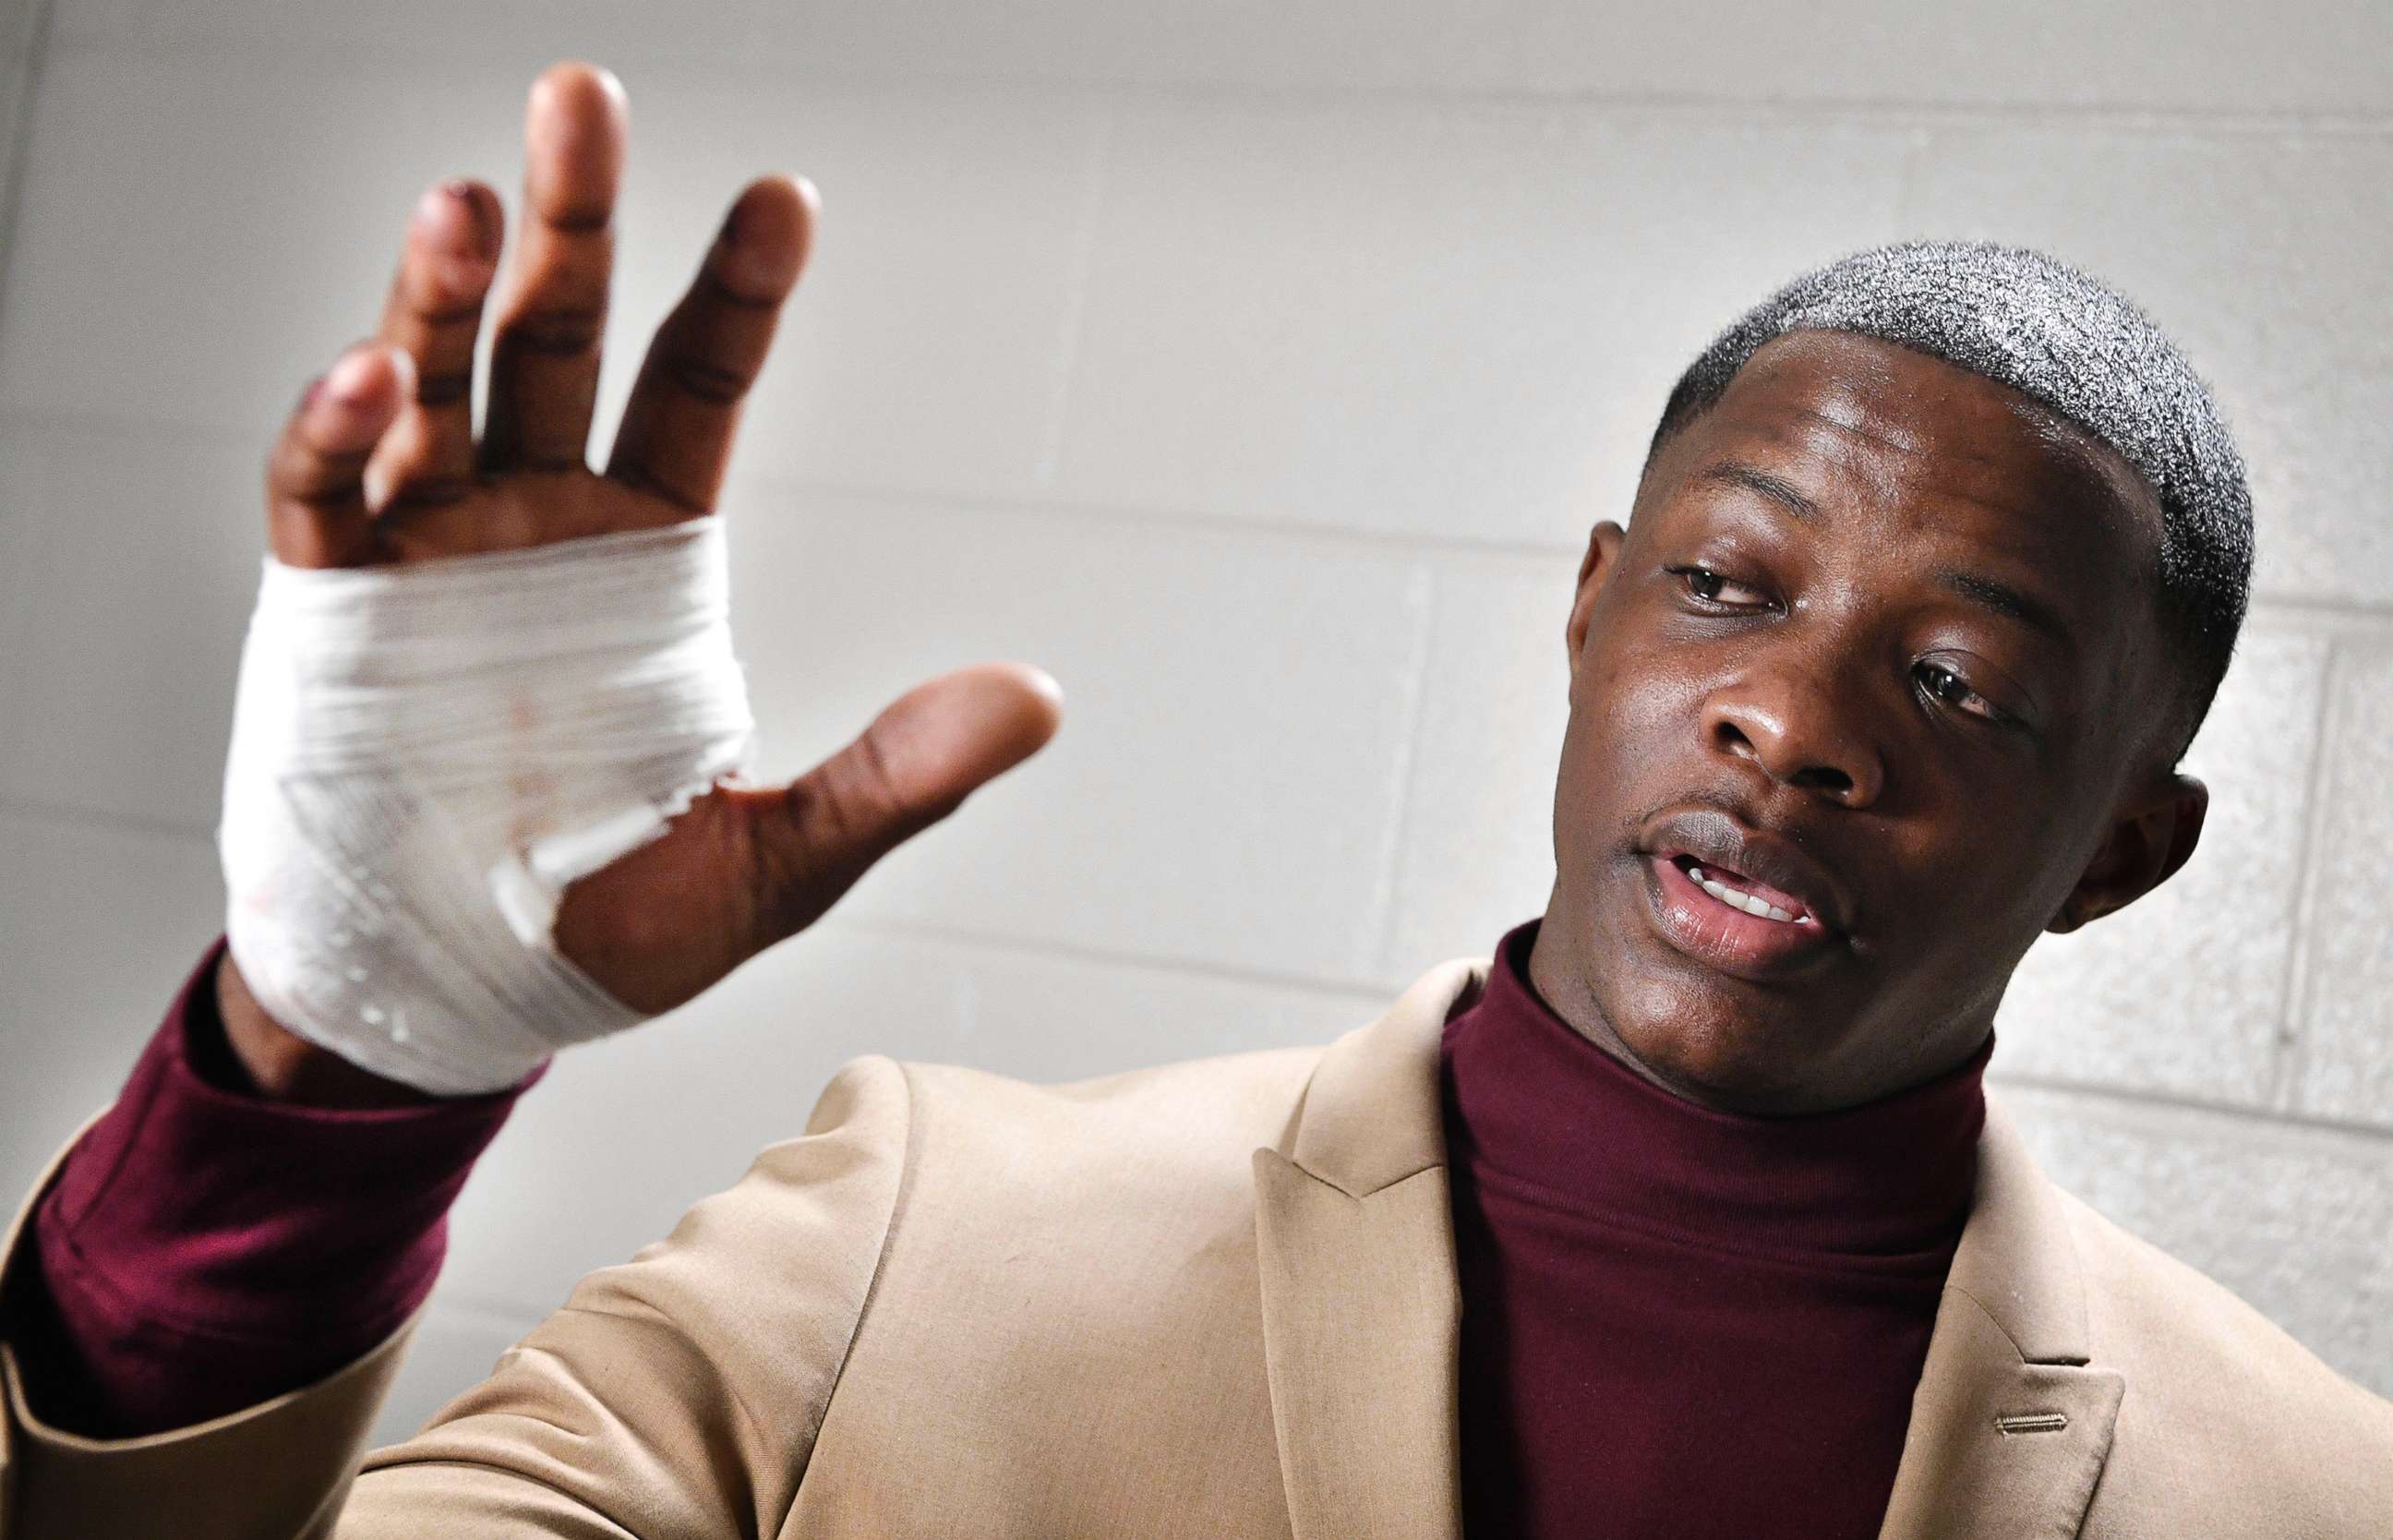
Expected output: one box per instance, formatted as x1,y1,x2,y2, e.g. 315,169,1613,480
218,63,1061,1100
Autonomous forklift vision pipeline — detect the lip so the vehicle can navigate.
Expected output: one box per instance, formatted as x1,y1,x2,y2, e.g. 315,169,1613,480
1636,806,1858,981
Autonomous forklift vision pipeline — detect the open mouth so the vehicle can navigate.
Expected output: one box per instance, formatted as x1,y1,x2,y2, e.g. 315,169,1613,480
1643,849,1844,980
1671,854,1814,925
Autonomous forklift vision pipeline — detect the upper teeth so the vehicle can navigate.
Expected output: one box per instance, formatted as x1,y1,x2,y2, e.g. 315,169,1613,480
1690,864,1798,923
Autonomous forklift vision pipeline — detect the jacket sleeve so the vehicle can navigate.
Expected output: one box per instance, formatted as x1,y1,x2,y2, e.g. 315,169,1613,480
0,1054,913,1539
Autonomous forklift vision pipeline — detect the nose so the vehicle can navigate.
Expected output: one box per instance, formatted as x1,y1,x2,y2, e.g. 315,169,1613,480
1702,658,1886,808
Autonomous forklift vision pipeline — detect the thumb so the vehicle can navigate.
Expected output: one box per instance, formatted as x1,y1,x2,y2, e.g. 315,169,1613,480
743,661,1064,946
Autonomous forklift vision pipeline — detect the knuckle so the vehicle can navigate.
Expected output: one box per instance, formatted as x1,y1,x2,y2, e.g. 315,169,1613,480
545,202,611,236
698,266,783,313
501,305,607,356
609,459,710,515
383,475,472,509
848,731,914,832
414,369,475,407
409,295,488,333
267,432,349,496
801,735,913,854
660,350,751,407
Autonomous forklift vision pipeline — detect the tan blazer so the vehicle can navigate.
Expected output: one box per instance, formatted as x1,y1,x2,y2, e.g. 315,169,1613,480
5,955,2390,1538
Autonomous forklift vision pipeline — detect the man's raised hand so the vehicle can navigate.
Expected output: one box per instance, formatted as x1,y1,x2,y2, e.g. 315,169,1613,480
229,63,1061,1099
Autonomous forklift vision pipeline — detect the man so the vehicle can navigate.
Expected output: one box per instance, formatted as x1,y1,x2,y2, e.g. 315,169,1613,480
1,60,2387,1538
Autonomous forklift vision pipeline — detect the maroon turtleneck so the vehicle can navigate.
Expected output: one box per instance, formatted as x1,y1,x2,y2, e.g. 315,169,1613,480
1442,920,1990,1539
1,943,531,1436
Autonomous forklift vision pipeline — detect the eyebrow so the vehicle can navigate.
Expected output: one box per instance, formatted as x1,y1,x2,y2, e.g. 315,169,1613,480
1940,570,2079,655
1698,459,2080,654
1699,461,1822,520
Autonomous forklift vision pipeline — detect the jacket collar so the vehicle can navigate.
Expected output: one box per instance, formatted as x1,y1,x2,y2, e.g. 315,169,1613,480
1875,1097,2124,1540
1251,955,2122,1540
1251,957,1478,1540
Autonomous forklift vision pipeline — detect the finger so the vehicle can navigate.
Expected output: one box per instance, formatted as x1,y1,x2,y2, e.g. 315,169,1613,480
367,178,502,505
480,62,627,474
265,343,415,568
746,663,1064,946
606,174,815,513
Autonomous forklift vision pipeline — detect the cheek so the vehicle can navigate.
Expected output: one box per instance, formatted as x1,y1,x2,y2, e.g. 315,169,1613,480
1554,632,1704,871
1881,797,2089,982
1572,625,1702,782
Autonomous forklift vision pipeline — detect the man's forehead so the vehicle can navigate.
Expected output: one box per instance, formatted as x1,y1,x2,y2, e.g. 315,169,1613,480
1690,330,2165,550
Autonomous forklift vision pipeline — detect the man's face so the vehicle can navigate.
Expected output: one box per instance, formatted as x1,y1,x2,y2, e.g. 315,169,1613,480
1532,329,2205,1115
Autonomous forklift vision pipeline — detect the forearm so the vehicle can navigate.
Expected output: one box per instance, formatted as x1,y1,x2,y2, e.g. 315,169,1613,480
1,944,534,1438
214,950,451,1111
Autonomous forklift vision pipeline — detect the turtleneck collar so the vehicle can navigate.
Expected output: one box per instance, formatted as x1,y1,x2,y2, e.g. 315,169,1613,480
1441,919,1990,1265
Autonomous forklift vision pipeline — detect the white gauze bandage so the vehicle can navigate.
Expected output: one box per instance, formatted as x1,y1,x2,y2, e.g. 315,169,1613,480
220,518,754,1095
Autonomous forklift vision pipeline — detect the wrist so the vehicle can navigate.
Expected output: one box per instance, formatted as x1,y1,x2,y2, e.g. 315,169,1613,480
213,953,443,1109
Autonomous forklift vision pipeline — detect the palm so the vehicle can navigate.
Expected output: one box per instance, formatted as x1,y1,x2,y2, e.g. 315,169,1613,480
367,472,675,561
260,64,1059,1019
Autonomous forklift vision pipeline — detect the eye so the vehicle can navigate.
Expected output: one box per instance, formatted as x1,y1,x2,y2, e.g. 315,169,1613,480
1914,660,2006,724
1666,564,1774,611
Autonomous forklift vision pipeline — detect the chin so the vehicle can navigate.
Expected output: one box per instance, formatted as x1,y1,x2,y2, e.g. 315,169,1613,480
1620,1024,1792,1112
1606,970,1852,1115
1547,882,1864,1113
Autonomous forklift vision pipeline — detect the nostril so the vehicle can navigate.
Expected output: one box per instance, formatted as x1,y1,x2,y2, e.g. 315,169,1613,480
1792,764,1854,796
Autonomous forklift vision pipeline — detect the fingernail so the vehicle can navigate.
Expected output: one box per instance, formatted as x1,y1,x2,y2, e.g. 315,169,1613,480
324,348,381,403
413,182,476,250
715,190,794,295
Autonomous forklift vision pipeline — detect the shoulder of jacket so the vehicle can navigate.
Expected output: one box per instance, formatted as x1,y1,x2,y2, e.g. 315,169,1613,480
2056,1184,2381,1408
705,1037,1329,1251
890,1041,1329,1168
2053,1185,2393,1525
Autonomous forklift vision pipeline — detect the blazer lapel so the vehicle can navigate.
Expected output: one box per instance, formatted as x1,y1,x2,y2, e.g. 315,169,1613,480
1251,957,1485,1540
1877,1098,2125,1540
1253,960,2126,1540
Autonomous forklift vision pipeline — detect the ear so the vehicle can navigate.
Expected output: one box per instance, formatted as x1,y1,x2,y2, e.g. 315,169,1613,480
2048,772,2207,933
1565,521,1628,677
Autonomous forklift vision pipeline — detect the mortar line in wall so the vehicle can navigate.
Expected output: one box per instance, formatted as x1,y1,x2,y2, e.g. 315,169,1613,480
0,791,214,848
2267,640,2347,1113
827,912,1419,1006
1064,79,2393,139
2237,595,2393,634
0,0,57,343
12,405,2393,631
636,472,2393,629
33,34,2393,139
843,902,2393,1142
1030,104,1112,490
1889,124,1932,232
416,1286,547,1330
790,903,2393,1145
15,779,2387,1147
1359,559,1440,980
0,403,1601,562
0,771,1440,1012
1990,1066,2393,1147
0,773,1439,1009
739,471,1584,563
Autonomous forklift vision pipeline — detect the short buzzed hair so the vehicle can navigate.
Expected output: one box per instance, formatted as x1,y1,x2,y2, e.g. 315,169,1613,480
1647,240,2253,759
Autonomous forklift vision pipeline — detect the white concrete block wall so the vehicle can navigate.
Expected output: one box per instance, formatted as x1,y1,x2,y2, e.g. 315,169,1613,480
0,3,2384,1446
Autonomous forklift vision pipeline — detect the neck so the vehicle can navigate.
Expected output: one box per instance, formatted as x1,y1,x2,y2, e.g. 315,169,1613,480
1450,920,1993,1257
